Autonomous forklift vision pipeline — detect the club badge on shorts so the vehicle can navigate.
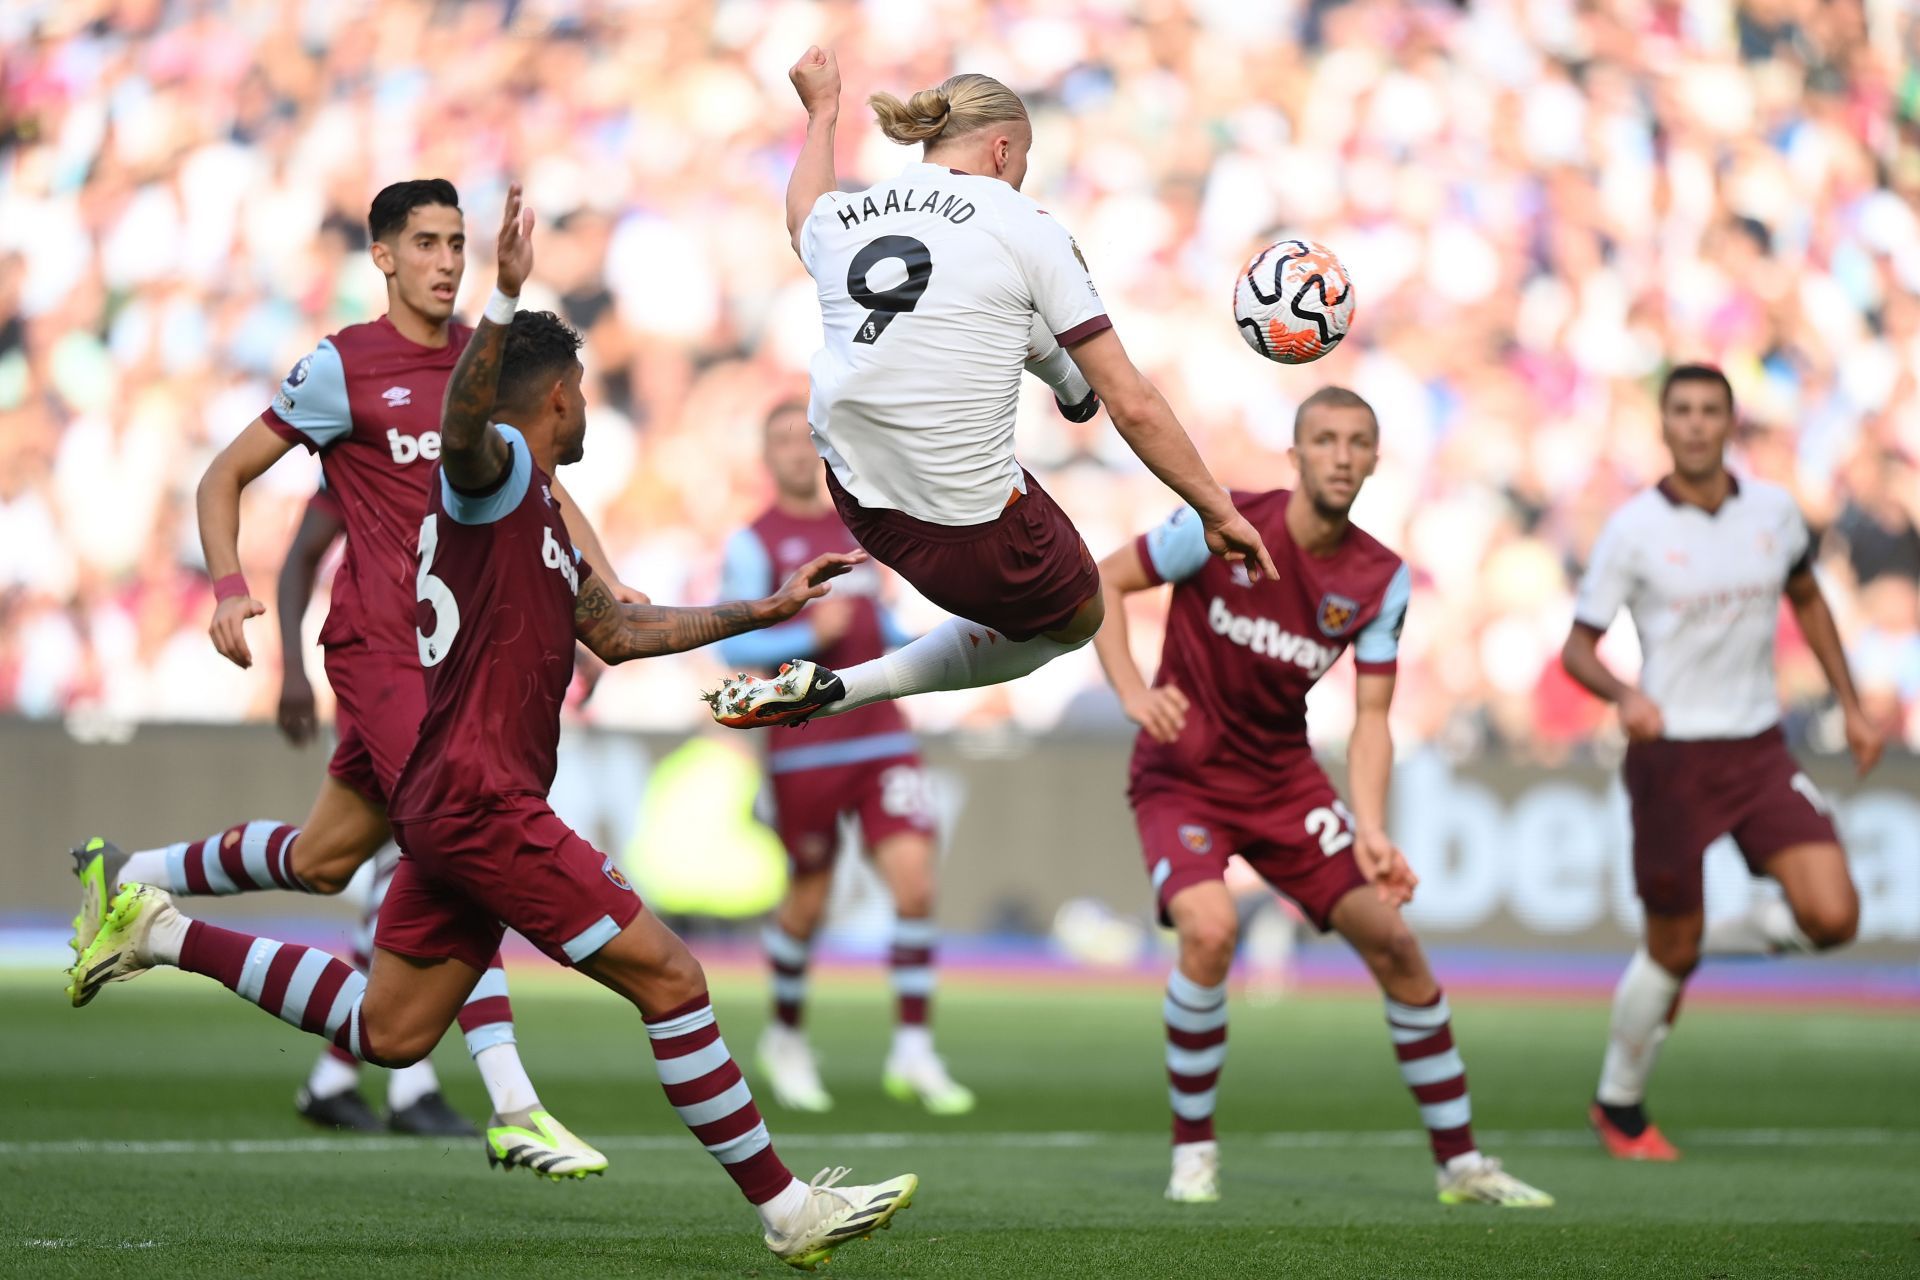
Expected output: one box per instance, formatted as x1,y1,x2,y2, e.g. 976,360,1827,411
1178,824,1213,854
1317,593,1360,637
602,856,634,893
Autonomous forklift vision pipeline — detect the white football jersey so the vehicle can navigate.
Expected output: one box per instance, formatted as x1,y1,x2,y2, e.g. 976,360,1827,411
800,162,1109,525
1574,477,1814,740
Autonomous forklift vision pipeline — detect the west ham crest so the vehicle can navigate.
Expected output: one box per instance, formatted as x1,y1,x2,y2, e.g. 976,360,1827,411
1178,824,1213,854
602,857,634,893
1317,593,1360,637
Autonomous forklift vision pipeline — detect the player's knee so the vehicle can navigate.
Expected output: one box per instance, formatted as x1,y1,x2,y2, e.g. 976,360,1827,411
1647,934,1700,978
890,878,934,920
1180,912,1239,980
359,1020,435,1070
288,842,359,895
653,946,707,1008
1796,900,1858,950
1372,926,1425,983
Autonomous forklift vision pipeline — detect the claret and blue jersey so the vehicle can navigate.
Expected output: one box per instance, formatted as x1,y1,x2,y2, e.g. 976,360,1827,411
1128,489,1410,800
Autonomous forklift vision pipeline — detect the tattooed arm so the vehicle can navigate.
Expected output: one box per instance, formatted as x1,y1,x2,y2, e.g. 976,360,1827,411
440,183,534,493
574,551,865,664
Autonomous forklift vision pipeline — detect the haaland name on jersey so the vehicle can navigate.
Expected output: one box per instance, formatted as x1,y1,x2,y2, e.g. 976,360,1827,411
832,185,978,231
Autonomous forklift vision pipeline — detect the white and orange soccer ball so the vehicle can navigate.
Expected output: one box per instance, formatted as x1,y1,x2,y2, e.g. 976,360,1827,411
1232,239,1355,364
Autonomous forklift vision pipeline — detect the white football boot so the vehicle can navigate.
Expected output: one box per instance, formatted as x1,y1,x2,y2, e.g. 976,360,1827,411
758,1024,834,1113
1166,1140,1221,1203
763,1166,918,1270
1436,1153,1554,1207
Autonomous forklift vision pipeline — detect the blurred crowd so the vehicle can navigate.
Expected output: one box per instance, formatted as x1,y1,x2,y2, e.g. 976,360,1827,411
2,0,1918,756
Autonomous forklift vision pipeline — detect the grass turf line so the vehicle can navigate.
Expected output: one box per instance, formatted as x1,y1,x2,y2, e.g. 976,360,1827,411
4,973,1916,1278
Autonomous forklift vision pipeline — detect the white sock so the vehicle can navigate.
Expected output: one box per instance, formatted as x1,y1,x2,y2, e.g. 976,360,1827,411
890,1025,935,1063
758,1176,811,1232
1701,897,1811,956
119,848,174,893
825,617,1088,717
142,906,191,966
1595,949,1683,1106
305,1053,360,1100
472,1042,540,1115
1443,1150,1487,1174
386,1059,441,1111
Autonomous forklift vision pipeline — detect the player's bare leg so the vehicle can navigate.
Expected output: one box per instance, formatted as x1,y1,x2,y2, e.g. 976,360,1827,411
1161,881,1236,1202
1331,889,1551,1206
1592,908,1696,1160
1703,843,1856,956
577,908,916,1268
873,832,974,1114
710,593,1106,728
760,869,835,1112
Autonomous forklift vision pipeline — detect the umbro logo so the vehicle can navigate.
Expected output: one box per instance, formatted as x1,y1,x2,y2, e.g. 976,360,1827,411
382,386,412,407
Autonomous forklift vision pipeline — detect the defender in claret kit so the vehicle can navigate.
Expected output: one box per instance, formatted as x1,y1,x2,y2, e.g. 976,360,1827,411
72,184,918,1272
719,400,973,1117
67,178,632,1169
1095,387,1553,1209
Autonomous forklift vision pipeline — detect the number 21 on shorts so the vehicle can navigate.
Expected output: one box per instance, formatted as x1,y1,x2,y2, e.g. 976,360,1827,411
1305,800,1355,856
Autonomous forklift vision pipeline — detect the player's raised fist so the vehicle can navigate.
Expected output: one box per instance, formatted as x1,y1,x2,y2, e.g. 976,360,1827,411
496,181,535,298
766,550,867,621
209,595,266,669
789,46,841,116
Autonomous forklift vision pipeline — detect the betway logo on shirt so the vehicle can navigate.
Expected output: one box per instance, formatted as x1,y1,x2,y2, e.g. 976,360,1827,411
542,526,580,594
388,429,441,463
1208,597,1339,677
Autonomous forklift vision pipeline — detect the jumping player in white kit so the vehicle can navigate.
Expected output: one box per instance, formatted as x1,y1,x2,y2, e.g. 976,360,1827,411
706,47,1276,731
1562,364,1884,1160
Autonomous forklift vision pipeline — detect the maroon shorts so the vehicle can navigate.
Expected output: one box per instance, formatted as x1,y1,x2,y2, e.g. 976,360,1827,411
770,753,935,875
825,465,1096,642
381,797,643,971
1131,757,1370,932
1623,726,1839,916
325,644,426,808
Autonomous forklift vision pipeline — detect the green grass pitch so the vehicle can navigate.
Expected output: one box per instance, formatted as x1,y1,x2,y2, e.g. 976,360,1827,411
4,967,1916,1278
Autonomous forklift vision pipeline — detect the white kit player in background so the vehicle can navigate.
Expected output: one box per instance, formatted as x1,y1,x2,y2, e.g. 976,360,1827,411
1561,364,1884,1161
706,47,1275,732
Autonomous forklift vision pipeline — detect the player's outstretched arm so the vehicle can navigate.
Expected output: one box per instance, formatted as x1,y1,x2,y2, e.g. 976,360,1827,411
1091,541,1189,744
574,551,865,664
1350,672,1416,907
274,493,344,745
1068,329,1278,582
1785,566,1884,776
197,418,297,669
441,184,532,492
785,46,841,258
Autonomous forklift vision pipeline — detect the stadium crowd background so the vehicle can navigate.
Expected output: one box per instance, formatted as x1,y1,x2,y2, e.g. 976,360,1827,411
2,0,1918,759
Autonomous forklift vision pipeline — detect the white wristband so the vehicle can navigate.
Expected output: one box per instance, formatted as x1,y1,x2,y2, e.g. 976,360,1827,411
484,288,518,326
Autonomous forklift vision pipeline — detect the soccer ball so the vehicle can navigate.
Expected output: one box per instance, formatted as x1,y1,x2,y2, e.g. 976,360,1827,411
1232,239,1355,364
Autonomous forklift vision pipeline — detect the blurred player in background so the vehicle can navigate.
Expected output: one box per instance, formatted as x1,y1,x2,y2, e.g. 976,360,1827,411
719,400,973,1117
1095,387,1553,1209
74,188,918,1269
1563,364,1883,1161
706,48,1275,730
68,178,634,1168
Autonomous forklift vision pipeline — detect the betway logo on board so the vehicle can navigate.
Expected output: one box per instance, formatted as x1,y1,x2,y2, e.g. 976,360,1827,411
1207,597,1338,677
